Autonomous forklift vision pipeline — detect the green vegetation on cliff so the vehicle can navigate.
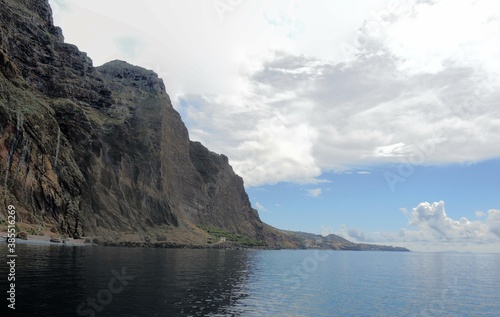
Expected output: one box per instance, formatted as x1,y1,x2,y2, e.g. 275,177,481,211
197,225,267,247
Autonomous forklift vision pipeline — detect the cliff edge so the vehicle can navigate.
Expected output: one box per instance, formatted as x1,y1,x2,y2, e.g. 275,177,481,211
0,0,408,251
0,0,273,246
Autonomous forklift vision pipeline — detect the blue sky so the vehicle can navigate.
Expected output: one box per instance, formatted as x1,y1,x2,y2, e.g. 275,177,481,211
249,159,500,234
49,0,500,251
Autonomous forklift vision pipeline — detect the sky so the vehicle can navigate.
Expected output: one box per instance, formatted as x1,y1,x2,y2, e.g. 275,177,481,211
49,0,500,252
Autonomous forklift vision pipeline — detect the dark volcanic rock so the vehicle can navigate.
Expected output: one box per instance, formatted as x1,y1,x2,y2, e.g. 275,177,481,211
0,0,276,246
98,60,166,95
189,141,264,238
0,0,112,108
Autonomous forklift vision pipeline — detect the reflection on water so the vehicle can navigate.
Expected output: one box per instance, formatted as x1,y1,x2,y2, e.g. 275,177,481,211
0,245,257,317
1,245,499,317
129,248,255,316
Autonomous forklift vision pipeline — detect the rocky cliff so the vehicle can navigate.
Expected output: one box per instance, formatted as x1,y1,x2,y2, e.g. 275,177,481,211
0,0,278,246
0,0,408,251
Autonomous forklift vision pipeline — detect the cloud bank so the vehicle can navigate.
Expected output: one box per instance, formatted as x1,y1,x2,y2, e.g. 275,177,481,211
50,0,500,187
180,0,500,186
336,201,500,251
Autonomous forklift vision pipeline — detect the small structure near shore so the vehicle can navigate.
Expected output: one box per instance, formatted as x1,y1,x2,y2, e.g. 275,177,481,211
49,237,62,243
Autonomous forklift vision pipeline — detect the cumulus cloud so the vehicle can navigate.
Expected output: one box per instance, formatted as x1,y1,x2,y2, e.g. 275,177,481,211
336,201,500,251
180,0,500,186
400,201,500,242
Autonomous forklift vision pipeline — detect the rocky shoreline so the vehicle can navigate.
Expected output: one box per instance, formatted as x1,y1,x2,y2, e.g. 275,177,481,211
1,231,409,252
97,240,262,250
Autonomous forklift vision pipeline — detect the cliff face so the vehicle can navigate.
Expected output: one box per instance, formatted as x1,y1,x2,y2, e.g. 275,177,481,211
0,0,275,245
0,0,408,251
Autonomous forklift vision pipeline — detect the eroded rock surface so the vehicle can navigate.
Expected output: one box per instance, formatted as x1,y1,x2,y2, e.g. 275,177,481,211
0,0,272,245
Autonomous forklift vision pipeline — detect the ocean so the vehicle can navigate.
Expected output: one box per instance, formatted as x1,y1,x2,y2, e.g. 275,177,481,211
1,244,499,316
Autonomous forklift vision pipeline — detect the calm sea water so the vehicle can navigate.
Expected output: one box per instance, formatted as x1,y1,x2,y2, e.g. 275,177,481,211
1,244,499,317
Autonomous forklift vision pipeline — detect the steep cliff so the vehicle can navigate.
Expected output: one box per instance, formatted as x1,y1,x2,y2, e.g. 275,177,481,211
0,0,409,251
0,0,279,246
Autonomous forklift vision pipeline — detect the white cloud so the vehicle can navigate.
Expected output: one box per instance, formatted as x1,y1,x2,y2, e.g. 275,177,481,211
487,209,500,238
307,188,322,198
180,0,500,186
356,171,371,175
336,201,500,252
50,0,500,186
401,201,498,242
369,142,410,158
475,211,485,218
379,0,500,76
50,0,389,96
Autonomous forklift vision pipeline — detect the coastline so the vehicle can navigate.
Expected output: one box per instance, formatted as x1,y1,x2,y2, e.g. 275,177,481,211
0,231,91,247
0,232,409,251
0,231,262,249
